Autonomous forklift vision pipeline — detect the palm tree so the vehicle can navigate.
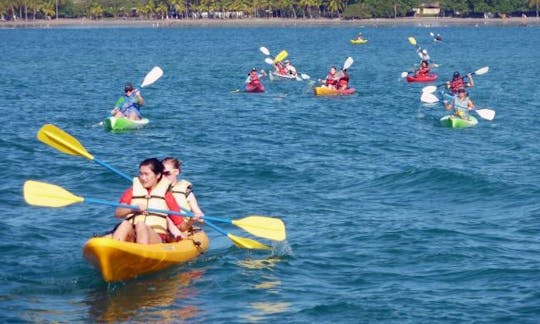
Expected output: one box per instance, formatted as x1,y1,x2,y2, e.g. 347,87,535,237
529,0,539,17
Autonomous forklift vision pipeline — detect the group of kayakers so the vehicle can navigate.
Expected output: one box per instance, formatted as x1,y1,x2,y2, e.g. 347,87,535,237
109,157,204,244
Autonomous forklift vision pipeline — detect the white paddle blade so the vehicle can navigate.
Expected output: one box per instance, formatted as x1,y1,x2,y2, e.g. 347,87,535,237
343,57,354,70
264,57,274,65
474,66,489,76
475,109,495,121
400,72,408,78
421,93,439,103
422,85,437,93
259,46,270,56
430,32,435,37
141,66,163,88
301,73,310,80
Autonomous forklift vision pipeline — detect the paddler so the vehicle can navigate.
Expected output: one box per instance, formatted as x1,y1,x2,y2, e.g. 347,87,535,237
414,60,431,77
284,60,298,77
111,158,192,244
445,71,475,94
443,88,475,120
318,66,339,89
162,157,204,236
245,68,266,89
355,32,364,41
274,61,288,75
336,69,350,90
110,82,145,121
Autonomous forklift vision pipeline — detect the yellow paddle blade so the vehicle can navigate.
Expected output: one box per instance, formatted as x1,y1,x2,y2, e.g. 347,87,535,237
23,180,84,208
37,124,94,160
274,50,288,63
408,36,417,46
232,216,286,241
228,233,271,250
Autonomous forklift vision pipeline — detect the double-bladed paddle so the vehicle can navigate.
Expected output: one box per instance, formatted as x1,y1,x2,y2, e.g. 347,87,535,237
36,124,287,242
23,180,271,250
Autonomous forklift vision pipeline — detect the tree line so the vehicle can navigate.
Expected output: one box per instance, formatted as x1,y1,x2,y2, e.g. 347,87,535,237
1,0,538,21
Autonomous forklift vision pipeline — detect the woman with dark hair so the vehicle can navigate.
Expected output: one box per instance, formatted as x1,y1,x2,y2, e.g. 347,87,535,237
111,158,188,244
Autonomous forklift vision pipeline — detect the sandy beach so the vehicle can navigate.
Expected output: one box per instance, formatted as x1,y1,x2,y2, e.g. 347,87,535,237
1,16,537,28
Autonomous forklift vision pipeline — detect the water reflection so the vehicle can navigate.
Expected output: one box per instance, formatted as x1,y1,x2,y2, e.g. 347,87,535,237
85,269,204,322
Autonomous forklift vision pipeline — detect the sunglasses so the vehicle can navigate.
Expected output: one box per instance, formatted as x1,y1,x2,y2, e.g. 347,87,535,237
163,170,174,176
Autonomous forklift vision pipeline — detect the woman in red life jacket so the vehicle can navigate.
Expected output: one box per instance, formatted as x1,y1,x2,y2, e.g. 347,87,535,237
111,158,189,244
319,66,339,89
446,71,475,94
337,69,350,90
415,60,430,77
245,68,266,92
275,61,288,75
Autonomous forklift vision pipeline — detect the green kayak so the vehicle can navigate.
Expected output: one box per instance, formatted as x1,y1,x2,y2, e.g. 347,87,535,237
440,115,478,129
104,117,149,132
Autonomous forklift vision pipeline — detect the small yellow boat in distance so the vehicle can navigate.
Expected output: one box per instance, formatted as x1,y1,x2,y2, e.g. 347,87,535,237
350,39,368,44
83,230,209,282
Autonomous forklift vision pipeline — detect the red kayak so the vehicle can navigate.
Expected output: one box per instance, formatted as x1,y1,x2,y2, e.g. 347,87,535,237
245,83,265,93
406,73,438,83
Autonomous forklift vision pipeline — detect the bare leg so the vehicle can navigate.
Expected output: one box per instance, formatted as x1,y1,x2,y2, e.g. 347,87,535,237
112,221,135,242
134,222,162,244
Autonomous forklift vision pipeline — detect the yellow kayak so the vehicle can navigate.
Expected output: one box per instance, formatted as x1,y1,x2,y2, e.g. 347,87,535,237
350,39,368,44
83,230,209,282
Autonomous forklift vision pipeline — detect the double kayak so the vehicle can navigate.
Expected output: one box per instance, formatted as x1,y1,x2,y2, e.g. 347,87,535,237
245,83,265,93
350,39,368,44
406,73,438,83
104,117,149,132
314,86,356,96
440,115,478,128
83,230,209,282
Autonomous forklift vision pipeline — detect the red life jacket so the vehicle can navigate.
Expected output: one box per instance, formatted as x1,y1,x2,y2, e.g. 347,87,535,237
338,72,349,89
416,66,430,76
249,72,260,86
450,78,464,93
276,63,287,75
325,73,338,86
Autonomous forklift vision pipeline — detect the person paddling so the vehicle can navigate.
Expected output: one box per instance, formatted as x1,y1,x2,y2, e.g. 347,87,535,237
443,88,475,120
415,60,431,77
111,83,145,121
111,158,190,244
245,68,266,92
336,69,350,90
318,66,339,89
162,157,204,235
445,71,475,94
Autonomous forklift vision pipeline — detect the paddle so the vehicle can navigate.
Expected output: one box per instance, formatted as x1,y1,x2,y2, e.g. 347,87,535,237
439,93,496,121
37,124,131,182
23,180,271,250
274,50,288,63
343,57,354,70
37,124,287,241
422,66,490,93
140,66,163,88
408,36,417,47
259,46,270,56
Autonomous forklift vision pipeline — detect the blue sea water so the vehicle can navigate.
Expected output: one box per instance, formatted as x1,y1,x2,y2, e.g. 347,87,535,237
1,24,540,322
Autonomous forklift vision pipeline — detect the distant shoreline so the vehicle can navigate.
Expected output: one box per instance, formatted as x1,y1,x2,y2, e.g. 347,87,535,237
1,16,537,28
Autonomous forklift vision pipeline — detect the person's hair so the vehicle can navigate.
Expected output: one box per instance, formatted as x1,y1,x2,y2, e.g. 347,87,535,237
124,82,134,92
162,157,182,171
139,158,164,175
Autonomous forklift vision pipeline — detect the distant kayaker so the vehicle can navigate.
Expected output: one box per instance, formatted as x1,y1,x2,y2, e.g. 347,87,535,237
446,71,475,94
443,88,475,120
356,32,364,41
245,68,266,87
162,157,204,236
417,48,431,63
336,69,350,90
110,82,145,121
274,61,288,75
284,60,297,76
318,66,339,89
415,60,431,77
111,158,192,244
435,34,443,42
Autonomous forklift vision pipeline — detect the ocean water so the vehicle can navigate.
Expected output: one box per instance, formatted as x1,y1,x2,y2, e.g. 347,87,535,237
1,24,539,322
